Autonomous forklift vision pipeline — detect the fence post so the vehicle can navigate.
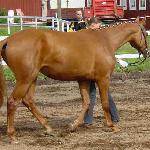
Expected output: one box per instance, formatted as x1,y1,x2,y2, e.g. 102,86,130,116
66,22,69,32
35,17,38,29
52,18,55,30
57,18,59,31
20,16,23,30
7,17,10,35
62,21,64,32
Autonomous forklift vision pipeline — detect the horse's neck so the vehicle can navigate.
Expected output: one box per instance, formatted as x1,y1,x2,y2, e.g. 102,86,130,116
106,23,137,51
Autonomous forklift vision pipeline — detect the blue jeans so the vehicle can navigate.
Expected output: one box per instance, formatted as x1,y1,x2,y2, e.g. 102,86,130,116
84,81,119,124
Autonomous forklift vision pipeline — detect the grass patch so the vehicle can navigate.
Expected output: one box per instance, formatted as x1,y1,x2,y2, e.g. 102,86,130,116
0,26,36,36
116,35,150,54
115,58,150,72
3,66,47,82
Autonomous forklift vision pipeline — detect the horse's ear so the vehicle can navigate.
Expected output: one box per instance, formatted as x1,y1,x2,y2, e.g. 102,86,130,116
135,16,140,23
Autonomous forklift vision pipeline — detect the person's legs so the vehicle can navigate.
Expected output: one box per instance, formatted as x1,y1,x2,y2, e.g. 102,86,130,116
108,92,120,122
84,81,119,124
84,81,96,124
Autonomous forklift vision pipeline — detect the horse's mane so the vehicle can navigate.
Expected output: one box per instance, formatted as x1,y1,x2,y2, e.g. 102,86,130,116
93,21,136,31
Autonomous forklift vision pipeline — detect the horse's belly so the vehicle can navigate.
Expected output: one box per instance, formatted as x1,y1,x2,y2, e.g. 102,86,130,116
40,66,92,81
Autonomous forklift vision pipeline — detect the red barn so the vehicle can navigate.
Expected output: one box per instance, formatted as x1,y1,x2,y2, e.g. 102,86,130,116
0,0,41,16
117,0,150,29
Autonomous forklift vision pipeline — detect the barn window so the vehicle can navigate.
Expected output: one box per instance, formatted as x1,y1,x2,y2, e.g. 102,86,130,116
120,0,127,10
129,0,136,10
139,0,146,10
87,0,92,7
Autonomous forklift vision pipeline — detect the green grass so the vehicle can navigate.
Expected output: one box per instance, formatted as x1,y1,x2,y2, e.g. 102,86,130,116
3,66,47,82
0,26,49,36
117,35,150,54
115,35,150,72
0,26,33,36
115,58,150,72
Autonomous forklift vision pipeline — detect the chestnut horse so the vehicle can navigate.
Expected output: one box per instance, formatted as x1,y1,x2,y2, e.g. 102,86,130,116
0,17,149,143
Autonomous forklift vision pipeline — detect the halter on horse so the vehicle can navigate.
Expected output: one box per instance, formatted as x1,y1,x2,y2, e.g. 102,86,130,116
0,17,149,143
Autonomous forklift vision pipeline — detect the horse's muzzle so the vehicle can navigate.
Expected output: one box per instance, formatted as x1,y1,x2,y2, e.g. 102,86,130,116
142,48,150,58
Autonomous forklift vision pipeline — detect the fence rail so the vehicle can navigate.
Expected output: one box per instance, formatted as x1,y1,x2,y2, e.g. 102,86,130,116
0,16,70,34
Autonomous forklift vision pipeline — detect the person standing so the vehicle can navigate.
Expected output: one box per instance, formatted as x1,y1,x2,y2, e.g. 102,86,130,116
69,10,86,31
84,17,120,125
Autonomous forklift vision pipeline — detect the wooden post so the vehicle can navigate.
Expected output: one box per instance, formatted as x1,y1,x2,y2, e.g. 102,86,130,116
57,0,62,31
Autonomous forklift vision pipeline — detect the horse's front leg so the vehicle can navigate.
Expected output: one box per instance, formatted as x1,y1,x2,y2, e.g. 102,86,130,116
70,81,90,130
97,76,119,132
7,81,32,144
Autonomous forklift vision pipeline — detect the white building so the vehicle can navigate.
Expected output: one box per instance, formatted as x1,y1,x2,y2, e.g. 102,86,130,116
50,0,85,9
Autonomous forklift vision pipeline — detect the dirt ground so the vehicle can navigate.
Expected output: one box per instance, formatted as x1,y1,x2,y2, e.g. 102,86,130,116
0,72,150,150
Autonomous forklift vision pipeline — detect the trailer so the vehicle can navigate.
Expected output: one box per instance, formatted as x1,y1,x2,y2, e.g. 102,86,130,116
84,0,124,19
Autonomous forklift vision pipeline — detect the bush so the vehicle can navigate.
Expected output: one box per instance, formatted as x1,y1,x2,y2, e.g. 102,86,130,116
14,12,20,23
0,8,7,23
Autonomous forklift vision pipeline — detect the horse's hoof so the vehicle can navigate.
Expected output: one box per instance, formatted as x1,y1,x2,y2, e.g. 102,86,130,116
44,127,52,135
80,123,92,128
10,139,19,144
44,131,55,137
69,123,77,132
44,129,56,137
112,126,120,133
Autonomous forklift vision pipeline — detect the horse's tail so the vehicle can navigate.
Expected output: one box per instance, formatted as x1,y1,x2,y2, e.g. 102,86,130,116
0,38,7,107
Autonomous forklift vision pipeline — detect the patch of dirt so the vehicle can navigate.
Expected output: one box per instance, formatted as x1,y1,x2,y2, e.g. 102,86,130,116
0,71,150,150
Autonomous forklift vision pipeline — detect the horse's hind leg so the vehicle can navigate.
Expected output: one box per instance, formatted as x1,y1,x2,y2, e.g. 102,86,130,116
7,80,33,143
22,80,52,135
71,81,90,130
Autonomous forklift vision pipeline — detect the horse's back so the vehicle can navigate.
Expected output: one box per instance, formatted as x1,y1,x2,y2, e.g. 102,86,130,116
2,29,95,80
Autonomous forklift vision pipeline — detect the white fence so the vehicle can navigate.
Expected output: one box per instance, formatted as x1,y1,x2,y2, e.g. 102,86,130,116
0,16,70,34
0,16,150,35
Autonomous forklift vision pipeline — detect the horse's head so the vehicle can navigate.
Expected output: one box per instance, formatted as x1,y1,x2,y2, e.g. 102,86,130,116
129,17,150,58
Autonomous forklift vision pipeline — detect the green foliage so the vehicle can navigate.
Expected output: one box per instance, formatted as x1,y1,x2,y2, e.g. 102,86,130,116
4,67,15,81
0,26,34,36
14,12,20,23
0,8,7,23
